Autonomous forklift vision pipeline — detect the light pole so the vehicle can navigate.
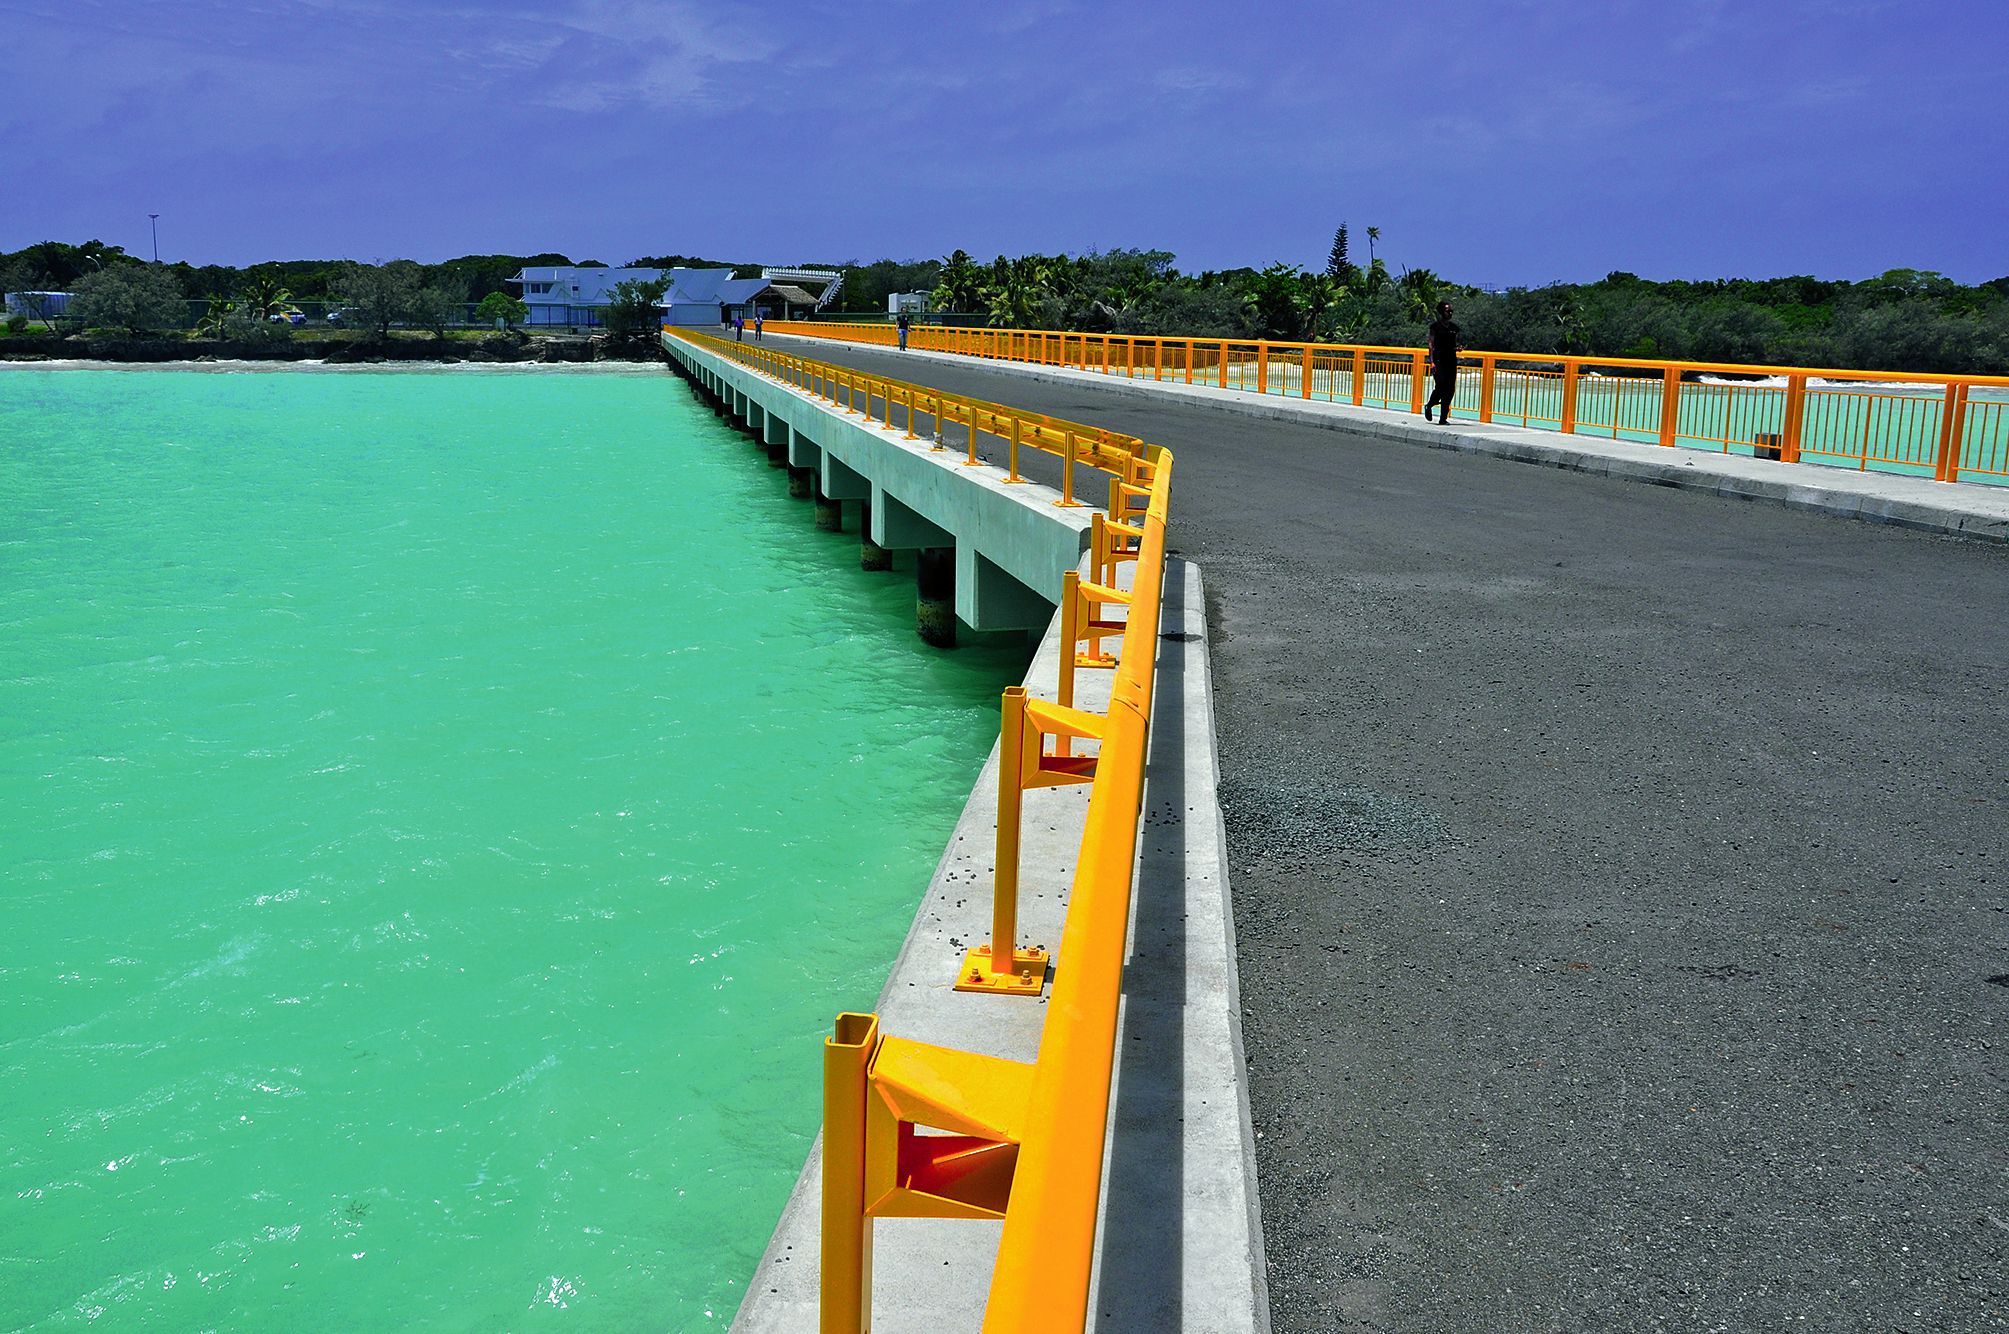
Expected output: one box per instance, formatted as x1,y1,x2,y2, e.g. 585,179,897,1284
148,214,160,263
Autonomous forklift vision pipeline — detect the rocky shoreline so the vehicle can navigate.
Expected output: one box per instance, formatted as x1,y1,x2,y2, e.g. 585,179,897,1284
0,333,665,365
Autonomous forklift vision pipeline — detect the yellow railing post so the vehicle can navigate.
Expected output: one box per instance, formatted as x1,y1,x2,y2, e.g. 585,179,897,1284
1301,344,1313,399
1479,356,1496,423
1782,374,1808,463
989,687,1028,985
1007,418,1024,482
957,687,1094,995
1256,341,1269,396
1085,514,1106,663
1658,366,1682,446
1059,570,1081,714
905,386,917,440
1933,382,1970,482
1056,431,1080,507
1409,350,1426,415
1218,343,1230,390
964,403,983,467
821,1012,878,1334
1561,361,1580,434
1185,339,1195,385
1351,348,1366,406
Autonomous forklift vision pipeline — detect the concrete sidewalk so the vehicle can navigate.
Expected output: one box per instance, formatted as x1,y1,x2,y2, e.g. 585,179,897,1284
730,558,1268,1333
765,334,2009,544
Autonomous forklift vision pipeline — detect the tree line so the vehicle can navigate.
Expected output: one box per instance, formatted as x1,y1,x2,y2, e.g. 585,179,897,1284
0,242,744,339
8,236,2006,372
830,228,2009,375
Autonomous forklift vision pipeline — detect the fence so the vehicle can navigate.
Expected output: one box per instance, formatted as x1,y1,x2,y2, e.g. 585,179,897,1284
756,320,2009,487
666,328,1175,1332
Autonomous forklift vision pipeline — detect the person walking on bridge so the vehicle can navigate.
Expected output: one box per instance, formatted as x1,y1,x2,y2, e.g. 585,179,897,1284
896,311,911,351
1425,300,1461,424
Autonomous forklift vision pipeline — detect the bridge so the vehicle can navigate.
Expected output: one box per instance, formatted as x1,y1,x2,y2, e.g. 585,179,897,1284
674,324,2007,1332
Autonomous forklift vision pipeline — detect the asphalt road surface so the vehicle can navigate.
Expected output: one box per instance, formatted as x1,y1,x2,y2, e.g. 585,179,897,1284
740,339,2009,1333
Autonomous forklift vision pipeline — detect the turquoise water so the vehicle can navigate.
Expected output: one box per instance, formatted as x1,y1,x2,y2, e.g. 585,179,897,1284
0,366,1028,1329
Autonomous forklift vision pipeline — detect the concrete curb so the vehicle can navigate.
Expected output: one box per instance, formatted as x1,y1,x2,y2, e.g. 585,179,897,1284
765,334,2009,545
729,556,1267,1331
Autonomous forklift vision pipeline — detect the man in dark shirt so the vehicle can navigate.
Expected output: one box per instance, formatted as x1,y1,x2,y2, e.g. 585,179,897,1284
1425,300,1460,423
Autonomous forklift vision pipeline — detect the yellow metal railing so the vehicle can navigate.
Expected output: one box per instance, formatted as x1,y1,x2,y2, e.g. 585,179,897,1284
670,328,1146,505
665,327,1176,1331
759,319,2009,486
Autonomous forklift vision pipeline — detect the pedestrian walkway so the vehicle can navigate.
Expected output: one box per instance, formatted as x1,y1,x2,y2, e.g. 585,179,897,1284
760,331,2009,1332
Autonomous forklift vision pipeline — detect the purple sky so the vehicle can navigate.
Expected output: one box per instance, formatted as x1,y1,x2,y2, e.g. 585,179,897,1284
4,0,2005,285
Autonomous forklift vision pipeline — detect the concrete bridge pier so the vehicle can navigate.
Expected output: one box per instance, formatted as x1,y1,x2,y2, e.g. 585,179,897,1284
915,547,956,648
817,451,869,538
856,477,892,570
787,466,814,498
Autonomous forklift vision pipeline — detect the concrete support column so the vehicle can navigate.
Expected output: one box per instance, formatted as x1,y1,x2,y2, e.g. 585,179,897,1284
787,466,814,499
815,488,843,532
766,440,788,467
860,505,892,571
916,547,957,648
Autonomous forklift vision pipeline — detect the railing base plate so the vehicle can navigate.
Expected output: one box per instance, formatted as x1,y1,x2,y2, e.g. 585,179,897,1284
954,945,1050,996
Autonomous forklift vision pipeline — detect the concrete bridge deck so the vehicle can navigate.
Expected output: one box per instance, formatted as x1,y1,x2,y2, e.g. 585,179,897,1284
755,333,2009,1332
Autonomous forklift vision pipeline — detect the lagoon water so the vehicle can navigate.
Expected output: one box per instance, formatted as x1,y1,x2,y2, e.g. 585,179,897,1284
0,365,1029,1329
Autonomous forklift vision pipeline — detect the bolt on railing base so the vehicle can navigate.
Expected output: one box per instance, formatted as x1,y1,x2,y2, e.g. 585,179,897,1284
954,944,1051,996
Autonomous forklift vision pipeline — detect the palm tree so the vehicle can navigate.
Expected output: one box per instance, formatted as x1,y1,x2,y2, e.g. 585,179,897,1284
1299,272,1342,341
1399,267,1444,322
931,249,985,314
984,255,1053,329
194,293,238,336
243,271,295,321
1366,227,1381,270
